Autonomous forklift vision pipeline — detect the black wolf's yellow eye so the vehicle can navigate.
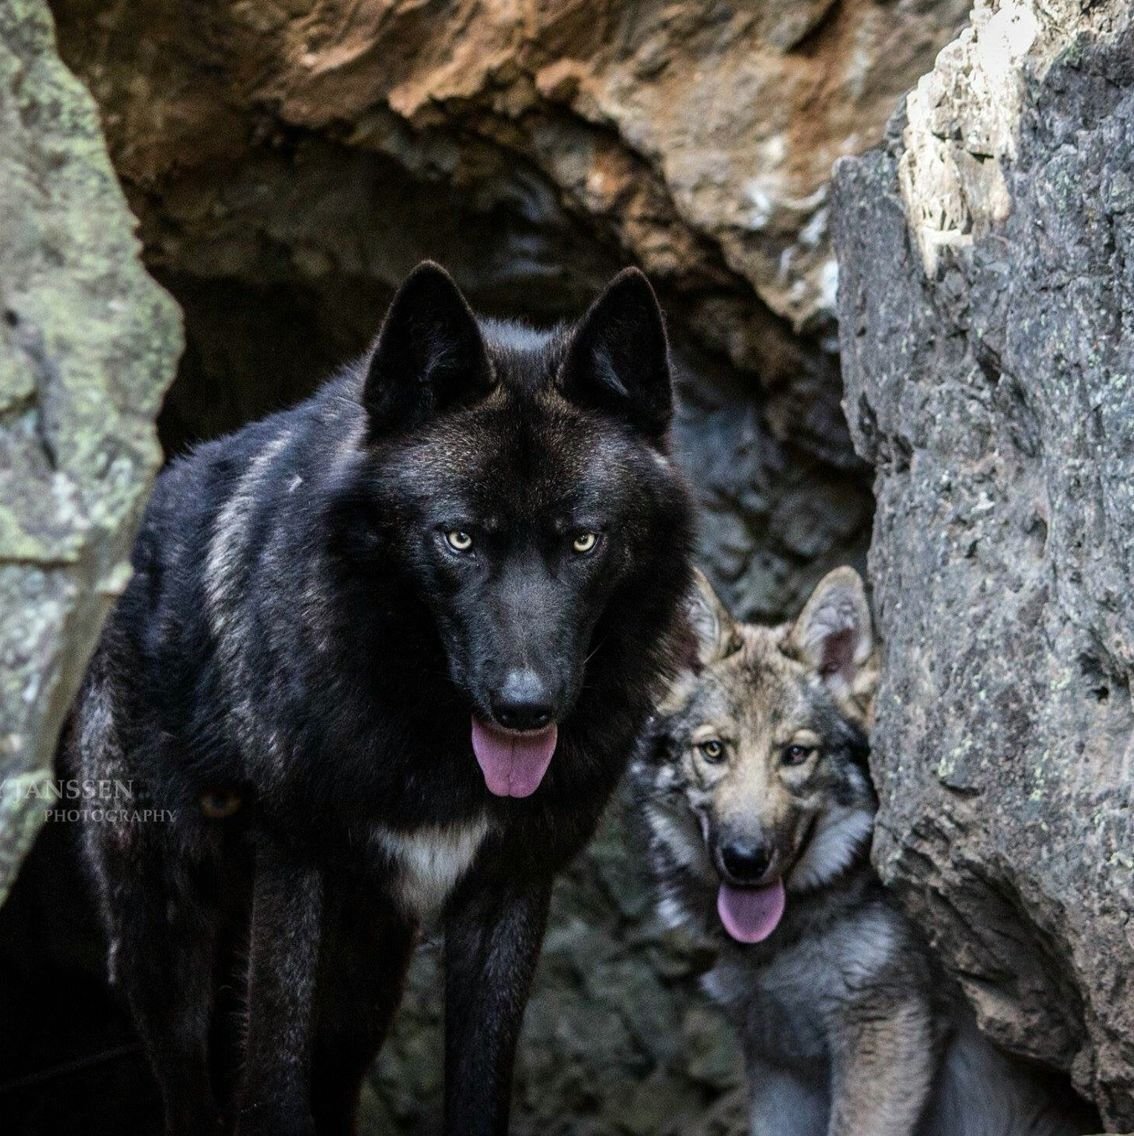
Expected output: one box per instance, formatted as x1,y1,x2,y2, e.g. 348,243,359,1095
698,739,725,763
572,532,599,555
446,530,474,553
782,744,815,766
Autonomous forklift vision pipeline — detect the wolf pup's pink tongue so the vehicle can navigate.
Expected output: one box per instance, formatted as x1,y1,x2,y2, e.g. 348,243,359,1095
470,719,558,798
717,879,786,943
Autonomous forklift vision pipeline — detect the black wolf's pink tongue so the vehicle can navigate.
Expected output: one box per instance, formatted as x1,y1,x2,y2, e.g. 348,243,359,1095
470,719,558,798
717,879,786,943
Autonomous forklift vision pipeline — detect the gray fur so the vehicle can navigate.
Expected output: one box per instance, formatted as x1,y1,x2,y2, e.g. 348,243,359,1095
630,568,1090,1136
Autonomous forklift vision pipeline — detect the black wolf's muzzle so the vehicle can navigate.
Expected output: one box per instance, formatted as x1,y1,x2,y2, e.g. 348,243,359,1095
490,668,554,731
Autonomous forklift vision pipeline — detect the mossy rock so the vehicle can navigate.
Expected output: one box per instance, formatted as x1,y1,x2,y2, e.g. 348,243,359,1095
0,0,181,904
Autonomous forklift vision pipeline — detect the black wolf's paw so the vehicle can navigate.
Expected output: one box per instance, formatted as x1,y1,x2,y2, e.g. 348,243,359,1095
234,1102,316,1136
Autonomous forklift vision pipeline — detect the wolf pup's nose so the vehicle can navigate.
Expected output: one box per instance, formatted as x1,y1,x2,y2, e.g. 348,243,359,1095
720,840,772,885
492,670,554,731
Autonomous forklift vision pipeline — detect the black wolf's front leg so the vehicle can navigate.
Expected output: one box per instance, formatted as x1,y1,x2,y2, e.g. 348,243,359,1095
93,837,224,1136
312,883,417,1136
443,875,553,1136
236,837,324,1136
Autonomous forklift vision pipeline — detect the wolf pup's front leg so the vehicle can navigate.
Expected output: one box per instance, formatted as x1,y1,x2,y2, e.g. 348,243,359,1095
746,1058,827,1136
826,995,937,1136
443,874,553,1136
236,837,324,1136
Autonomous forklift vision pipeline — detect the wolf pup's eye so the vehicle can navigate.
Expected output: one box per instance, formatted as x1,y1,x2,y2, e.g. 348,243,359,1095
698,739,726,763
782,744,815,766
445,530,474,553
572,532,600,555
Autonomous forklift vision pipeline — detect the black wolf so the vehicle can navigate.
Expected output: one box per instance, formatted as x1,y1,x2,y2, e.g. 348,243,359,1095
68,263,694,1136
631,568,1092,1135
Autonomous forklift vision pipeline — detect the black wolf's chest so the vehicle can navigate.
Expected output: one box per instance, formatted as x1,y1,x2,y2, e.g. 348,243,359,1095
367,814,494,923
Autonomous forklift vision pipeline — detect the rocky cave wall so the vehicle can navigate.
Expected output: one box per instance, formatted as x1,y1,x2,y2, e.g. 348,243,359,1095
834,1,1134,1127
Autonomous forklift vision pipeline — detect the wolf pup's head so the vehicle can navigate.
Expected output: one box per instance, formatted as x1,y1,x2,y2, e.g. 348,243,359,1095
635,568,878,942
334,262,692,798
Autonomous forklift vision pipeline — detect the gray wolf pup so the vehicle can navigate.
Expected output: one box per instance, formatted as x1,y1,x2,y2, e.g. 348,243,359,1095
631,568,1091,1136
68,262,694,1136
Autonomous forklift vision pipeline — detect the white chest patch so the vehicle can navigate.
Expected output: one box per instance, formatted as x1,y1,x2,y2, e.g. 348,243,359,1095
373,816,491,922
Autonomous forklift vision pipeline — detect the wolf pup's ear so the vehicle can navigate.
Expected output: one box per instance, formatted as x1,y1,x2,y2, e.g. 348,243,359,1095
789,567,874,700
687,568,740,667
363,261,494,435
560,268,672,443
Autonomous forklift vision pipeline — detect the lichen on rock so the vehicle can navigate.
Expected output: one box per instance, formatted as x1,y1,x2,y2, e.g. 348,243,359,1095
0,0,181,903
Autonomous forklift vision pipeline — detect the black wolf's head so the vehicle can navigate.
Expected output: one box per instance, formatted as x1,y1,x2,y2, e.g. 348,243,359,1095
635,568,878,942
331,262,693,797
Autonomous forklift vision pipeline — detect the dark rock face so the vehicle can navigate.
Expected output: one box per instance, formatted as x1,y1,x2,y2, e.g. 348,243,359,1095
0,0,180,904
834,3,1134,1126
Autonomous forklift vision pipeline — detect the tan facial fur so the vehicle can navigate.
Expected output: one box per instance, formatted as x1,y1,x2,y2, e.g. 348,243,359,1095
654,568,879,894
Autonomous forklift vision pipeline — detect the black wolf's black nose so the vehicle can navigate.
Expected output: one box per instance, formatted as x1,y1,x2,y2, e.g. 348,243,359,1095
720,840,772,884
492,670,554,731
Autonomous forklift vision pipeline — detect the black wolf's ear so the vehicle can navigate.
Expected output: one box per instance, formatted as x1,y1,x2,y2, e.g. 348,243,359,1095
789,568,874,700
687,568,741,667
560,268,672,443
363,262,494,435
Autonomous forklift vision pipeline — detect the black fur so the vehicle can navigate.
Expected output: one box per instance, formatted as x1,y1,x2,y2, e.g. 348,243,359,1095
68,263,694,1136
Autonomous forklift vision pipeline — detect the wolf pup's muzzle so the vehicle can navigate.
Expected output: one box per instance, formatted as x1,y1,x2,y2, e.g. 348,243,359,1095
714,834,787,944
